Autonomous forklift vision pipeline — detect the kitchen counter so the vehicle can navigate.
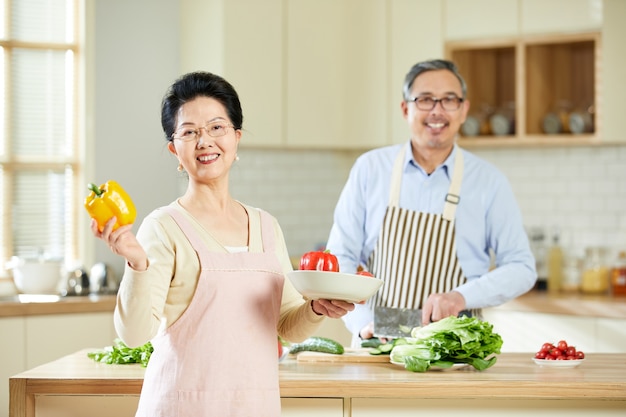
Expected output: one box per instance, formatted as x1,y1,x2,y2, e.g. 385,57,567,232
490,290,626,319
0,289,623,319
0,294,116,318
9,349,626,417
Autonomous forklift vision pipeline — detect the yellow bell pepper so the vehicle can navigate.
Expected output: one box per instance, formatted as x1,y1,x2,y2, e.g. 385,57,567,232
84,180,137,232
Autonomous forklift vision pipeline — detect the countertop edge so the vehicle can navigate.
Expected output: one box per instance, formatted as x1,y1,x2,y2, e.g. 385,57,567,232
9,350,626,401
0,295,116,317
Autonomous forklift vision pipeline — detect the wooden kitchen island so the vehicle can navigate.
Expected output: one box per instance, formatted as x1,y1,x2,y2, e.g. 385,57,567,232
9,350,626,417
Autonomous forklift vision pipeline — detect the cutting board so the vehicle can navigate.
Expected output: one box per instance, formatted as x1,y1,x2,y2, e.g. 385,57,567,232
295,348,391,363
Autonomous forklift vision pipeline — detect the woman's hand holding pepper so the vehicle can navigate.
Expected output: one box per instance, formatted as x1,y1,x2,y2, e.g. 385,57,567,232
90,217,148,271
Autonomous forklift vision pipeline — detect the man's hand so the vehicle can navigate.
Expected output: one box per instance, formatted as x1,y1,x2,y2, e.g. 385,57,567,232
358,322,390,343
421,290,466,326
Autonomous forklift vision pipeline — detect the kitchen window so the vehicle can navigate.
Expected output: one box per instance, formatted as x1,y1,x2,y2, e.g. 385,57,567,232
0,0,83,270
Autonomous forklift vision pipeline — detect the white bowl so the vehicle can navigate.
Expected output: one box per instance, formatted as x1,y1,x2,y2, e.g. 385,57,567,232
286,270,383,303
7,257,63,294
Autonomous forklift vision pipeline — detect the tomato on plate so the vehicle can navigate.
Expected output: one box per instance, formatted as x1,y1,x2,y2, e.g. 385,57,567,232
300,250,339,272
534,339,585,362
356,271,374,277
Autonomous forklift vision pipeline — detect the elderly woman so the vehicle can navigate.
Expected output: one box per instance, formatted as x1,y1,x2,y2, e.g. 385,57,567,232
91,71,354,416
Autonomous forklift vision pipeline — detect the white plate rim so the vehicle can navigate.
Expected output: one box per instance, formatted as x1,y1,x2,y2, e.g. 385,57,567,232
286,270,383,302
532,357,585,368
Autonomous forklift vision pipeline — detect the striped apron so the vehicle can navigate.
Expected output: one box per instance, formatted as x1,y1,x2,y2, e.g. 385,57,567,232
368,147,478,316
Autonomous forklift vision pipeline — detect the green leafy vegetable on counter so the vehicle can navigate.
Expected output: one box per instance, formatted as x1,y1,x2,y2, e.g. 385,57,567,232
362,337,408,355
87,338,153,367
389,316,503,372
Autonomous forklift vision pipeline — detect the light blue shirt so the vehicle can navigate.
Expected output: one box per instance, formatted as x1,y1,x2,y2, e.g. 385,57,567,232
326,142,537,338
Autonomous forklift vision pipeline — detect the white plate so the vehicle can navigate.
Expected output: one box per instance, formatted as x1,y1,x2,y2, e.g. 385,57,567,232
532,358,584,368
390,359,468,371
286,270,383,303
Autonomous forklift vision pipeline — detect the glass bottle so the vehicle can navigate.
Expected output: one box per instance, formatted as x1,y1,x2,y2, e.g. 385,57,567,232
547,231,563,293
610,251,626,296
561,254,581,292
528,227,547,291
581,247,609,294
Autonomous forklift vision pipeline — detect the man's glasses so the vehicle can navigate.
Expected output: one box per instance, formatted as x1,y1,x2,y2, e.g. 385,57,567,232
407,95,464,111
172,121,235,142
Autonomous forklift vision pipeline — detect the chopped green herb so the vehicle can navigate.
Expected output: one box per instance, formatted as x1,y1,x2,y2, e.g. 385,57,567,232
87,338,153,367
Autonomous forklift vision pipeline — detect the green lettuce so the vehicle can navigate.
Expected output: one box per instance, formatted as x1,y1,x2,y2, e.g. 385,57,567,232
389,316,502,372
87,338,153,367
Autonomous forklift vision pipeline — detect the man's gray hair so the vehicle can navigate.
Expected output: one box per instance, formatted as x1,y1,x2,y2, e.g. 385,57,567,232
402,59,467,101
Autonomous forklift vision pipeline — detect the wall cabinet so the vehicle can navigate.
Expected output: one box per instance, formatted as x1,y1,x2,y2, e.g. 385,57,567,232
286,0,387,150
446,0,625,147
180,0,284,148
445,0,519,40
445,0,604,40
180,0,443,150
447,32,601,147
181,0,624,150
521,0,603,34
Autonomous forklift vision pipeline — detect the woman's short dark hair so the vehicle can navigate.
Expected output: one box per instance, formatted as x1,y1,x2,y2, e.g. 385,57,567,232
161,71,243,142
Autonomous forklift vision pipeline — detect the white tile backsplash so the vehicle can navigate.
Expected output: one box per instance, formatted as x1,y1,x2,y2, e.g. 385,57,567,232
230,145,626,263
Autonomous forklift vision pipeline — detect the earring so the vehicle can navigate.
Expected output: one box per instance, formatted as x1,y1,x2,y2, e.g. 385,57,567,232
235,154,240,162
177,163,184,172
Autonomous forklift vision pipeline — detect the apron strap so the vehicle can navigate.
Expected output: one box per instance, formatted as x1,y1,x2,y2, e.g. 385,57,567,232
164,205,276,255
257,209,276,253
442,149,464,221
161,206,212,264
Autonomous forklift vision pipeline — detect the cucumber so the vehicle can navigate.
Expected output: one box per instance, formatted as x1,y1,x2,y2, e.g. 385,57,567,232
367,338,408,355
288,336,345,355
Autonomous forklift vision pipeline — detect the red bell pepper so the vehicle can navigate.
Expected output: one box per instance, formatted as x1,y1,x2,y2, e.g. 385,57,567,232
300,250,339,272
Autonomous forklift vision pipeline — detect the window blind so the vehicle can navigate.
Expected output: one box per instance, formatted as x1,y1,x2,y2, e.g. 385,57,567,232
1,0,80,267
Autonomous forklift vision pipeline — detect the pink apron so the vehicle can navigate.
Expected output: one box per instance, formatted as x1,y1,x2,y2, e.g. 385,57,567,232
135,207,284,417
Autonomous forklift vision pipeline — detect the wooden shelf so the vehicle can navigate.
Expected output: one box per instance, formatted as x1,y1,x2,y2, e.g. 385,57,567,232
446,32,600,146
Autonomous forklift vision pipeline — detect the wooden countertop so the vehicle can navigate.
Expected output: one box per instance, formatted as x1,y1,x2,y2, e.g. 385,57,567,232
9,349,626,411
1,289,623,320
0,294,116,317
489,290,626,319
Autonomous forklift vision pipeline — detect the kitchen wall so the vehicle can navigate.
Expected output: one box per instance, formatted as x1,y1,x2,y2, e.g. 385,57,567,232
229,145,626,264
88,0,625,277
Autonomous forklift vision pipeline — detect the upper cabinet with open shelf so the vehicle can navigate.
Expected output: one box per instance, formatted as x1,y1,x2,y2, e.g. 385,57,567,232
180,0,625,149
443,0,625,147
446,32,601,147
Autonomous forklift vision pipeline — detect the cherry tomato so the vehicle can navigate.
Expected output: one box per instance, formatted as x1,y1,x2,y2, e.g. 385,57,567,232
356,271,374,277
535,340,585,361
